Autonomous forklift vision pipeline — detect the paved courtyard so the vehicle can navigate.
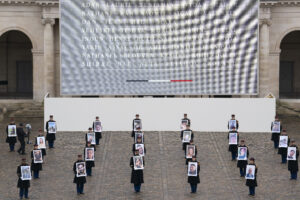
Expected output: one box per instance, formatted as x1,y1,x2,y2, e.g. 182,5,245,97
1,116,300,200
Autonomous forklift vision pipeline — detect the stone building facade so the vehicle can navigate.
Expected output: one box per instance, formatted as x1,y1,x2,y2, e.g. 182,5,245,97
0,0,299,102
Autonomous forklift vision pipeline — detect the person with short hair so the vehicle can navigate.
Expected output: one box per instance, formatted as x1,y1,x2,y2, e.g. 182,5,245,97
185,140,198,165
132,114,142,137
181,113,191,128
271,116,282,149
45,115,56,148
73,155,86,194
84,142,95,176
237,140,249,177
31,144,42,179
288,140,299,180
17,123,26,155
246,157,258,197
17,158,30,199
35,129,47,158
6,118,17,152
181,124,194,151
92,116,102,145
187,156,200,193
228,127,239,161
228,114,239,130
278,130,290,164
86,128,96,151
132,136,146,155
130,150,144,193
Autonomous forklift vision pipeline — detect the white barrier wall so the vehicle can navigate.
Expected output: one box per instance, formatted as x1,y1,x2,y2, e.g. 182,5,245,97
44,98,276,132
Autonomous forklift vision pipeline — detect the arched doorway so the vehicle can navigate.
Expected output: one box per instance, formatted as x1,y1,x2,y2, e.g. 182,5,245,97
0,30,33,99
280,31,300,99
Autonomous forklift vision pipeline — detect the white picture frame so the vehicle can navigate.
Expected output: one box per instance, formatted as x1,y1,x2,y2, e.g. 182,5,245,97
87,132,96,145
8,125,17,137
271,121,281,133
135,144,145,157
133,119,142,131
85,147,95,161
238,147,247,160
48,122,57,134
181,119,189,130
37,136,46,149
279,136,288,148
188,162,198,176
229,132,238,145
21,166,32,180
94,121,102,132
245,165,255,180
33,150,43,163
76,162,87,177
133,156,144,170
287,147,297,161
186,145,195,159
228,120,237,131
182,130,192,143
135,132,144,143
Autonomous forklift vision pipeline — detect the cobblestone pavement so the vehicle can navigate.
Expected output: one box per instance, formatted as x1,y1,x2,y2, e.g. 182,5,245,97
1,116,300,200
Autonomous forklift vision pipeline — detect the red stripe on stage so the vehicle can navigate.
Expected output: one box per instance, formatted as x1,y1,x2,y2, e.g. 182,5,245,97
170,80,193,82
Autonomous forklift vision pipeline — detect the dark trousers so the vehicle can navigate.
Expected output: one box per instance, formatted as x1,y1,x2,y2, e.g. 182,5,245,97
19,188,28,198
48,141,54,148
96,138,100,145
239,167,246,177
231,152,237,160
290,171,298,180
134,184,141,192
9,144,15,151
281,154,287,163
76,183,84,194
249,186,255,195
190,184,197,193
87,168,92,176
18,142,25,154
33,170,39,179
274,140,279,149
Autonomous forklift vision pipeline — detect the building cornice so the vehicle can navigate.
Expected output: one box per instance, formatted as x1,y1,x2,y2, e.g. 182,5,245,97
261,1,300,7
0,0,58,6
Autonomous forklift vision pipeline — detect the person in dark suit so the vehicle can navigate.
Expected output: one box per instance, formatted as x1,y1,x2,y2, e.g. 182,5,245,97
237,140,249,177
181,125,194,151
246,157,258,197
73,155,86,194
288,140,299,180
17,158,30,199
130,150,144,193
271,116,282,149
228,114,239,131
45,115,56,148
278,130,290,164
92,116,102,145
228,127,239,160
6,118,17,152
17,123,26,155
31,145,42,179
84,142,95,176
187,156,200,193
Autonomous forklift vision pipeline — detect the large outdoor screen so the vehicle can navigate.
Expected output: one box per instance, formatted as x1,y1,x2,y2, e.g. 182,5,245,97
60,0,258,95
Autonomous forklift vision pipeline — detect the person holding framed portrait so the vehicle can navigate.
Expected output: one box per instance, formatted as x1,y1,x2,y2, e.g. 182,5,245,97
228,127,239,161
17,158,31,199
288,140,299,180
36,129,47,159
85,128,96,151
271,116,282,149
31,144,43,179
45,115,56,148
130,150,144,193
181,113,191,130
187,156,200,193
73,155,87,195
132,114,142,137
228,114,239,131
237,140,249,177
92,116,102,145
278,130,290,164
6,118,17,152
181,124,194,151
185,140,197,164
84,142,95,176
245,157,258,197
132,136,146,156
134,129,144,143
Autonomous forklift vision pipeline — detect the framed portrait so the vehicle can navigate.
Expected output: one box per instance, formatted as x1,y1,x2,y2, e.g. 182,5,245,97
87,132,96,145
76,162,87,177
133,119,142,131
33,150,43,163
8,125,17,137
238,147,247,160
181,119,189,130
228,120,237,131
245,165,255,180
85,148,95,161
37,136,46,149
135,144,145,157
186,145,195,159
188,162,198,176
94,121,102,132
229,132,238,145
271,121,281,133
21,166,32,180
133,156,144,170
135,132,144,143
48,122,56,134
182,130,192,143
287,147,297,161
279,136,288,148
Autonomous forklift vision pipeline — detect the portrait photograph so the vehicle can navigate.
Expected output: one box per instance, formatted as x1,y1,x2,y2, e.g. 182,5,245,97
133,119,142,131
181,119,189,130
76,162,87,177
94,121,102,132
182,131,192,143
21,166,32,180
279,136,288,148
135,132,144,143
8,125,17,137
48,122,56,134
87,132,96,145
272,121,281,133
186,145,195,159
37,136,46,149
85,148,95,161
287,147,297,160
238,147,247,160
135,144,145,157
133,156,144,170
188,162,198,177
245,165,255,180
229,133,238,145
33,150,43,163
229,120,237,131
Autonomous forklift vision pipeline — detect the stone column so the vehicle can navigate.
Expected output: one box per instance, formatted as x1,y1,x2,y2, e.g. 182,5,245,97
42,18,56,97
259,18,271,98
32,49,45,102
269,50,281,98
